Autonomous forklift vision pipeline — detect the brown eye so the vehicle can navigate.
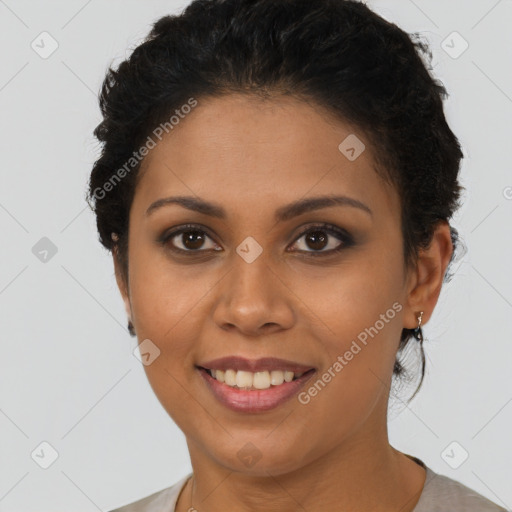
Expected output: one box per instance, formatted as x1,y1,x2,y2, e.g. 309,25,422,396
161,225,220,253
303,230,329,251
289,224,353,255
179,230,207,250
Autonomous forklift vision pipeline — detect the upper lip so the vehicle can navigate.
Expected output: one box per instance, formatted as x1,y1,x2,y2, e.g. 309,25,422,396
197,356,316,374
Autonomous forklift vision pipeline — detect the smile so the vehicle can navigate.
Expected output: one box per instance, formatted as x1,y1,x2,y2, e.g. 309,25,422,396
196,366,316,413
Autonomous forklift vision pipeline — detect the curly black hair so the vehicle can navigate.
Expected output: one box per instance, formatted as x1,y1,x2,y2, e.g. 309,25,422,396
88,0,465,401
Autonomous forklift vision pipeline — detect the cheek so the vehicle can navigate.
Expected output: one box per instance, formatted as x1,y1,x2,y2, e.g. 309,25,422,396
127,256,205,425
294,304,403,447
126,245,221,394
129,269,207,379
290,244,404,344
291,250,405,406
127,237,211,336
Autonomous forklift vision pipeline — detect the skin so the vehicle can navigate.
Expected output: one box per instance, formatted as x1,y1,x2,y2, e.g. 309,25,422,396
113,94,453,512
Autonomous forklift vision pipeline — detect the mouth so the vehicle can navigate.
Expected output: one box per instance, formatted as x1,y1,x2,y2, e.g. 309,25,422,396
194,356,317,413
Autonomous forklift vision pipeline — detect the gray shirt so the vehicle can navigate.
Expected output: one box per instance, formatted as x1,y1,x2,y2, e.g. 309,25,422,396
109,456,509,512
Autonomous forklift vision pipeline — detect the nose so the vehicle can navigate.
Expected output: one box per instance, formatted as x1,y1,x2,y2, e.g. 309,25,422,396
211,251,295,337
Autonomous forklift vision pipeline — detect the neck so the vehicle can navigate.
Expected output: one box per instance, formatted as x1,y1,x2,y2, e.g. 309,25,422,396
176,432,426,512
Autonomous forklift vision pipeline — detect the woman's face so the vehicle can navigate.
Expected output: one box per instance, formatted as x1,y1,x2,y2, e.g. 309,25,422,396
115,94,446,475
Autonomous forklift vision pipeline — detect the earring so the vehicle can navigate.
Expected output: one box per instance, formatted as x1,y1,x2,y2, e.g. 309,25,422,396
128,320,135,336
412,311,424,343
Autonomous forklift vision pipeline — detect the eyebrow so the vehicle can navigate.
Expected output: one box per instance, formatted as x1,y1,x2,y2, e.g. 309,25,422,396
145,194,372,221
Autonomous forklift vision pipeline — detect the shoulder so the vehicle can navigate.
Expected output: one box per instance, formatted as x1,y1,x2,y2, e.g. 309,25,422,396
108,473,192,512
414,465,509,512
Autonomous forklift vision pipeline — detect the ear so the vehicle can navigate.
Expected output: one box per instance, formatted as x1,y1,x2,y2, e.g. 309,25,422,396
112,243,132,322
403,220,454,329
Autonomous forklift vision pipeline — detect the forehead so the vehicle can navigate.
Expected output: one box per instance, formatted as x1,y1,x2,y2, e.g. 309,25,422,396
133,94,399,219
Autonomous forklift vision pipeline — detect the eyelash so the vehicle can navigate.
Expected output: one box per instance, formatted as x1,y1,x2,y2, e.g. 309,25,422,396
158,223,354,258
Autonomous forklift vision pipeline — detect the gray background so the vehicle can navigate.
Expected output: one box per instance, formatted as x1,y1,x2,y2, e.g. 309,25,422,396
0,0,511,510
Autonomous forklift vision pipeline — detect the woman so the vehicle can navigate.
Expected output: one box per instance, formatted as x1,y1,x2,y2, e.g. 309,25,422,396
88,0,508,510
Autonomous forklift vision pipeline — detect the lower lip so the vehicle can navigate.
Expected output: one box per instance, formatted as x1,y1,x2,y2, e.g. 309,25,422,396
197,367,316,413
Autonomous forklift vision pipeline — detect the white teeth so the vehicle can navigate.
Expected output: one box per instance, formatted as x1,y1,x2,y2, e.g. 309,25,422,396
209,369,307,390
236,370,253,389
224,369,236,386
284,371,295,383
270,370,284,386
